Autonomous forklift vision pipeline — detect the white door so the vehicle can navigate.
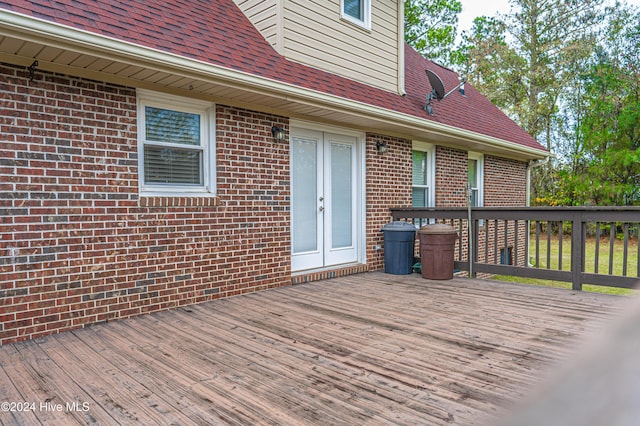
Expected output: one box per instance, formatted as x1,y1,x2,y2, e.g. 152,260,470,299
291,129,359,271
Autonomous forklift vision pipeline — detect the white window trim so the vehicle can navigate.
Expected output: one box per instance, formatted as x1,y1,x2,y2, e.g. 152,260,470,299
468,151,484,207
340,0,371,30
412,141,435,208
137,89,216,197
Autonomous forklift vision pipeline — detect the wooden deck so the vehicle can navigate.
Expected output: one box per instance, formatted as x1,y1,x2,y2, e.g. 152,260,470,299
0,272,630,425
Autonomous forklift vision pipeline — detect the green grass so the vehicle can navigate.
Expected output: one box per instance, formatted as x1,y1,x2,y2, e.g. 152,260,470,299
492,235,639,296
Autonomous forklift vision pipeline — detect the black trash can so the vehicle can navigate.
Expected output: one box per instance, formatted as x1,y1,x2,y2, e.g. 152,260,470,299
381,221,417,275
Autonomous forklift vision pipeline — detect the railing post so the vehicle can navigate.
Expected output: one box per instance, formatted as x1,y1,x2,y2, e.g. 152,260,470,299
571,212,583,291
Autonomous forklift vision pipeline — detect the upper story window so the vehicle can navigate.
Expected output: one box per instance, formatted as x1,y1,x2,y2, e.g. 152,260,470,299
341,0,371,29
412,142,435,207
137,90,215,196
468,152,484,207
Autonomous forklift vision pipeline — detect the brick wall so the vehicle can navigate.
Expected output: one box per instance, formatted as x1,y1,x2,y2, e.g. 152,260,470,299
435,146,468,206
0,64,290,345
484,155,527,206
365,133,412,271
484,155,528,267
433,147,529,269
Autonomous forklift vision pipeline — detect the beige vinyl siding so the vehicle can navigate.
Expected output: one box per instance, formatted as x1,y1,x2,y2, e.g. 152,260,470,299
235,0,402,94
282,0,400,93
233,0,282,53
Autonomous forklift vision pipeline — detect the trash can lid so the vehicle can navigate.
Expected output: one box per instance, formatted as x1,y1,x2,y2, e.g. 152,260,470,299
381,221,417,231
418,223,457,234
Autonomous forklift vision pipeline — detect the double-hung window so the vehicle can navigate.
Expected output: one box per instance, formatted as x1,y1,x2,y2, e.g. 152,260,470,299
138,90,215,196
468,152,484,207
341,0,371,29
412,142,435,207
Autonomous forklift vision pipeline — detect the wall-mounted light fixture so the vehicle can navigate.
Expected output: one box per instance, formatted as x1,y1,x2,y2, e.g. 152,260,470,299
376,141,388,154
271,126,286,141
28,60,38,83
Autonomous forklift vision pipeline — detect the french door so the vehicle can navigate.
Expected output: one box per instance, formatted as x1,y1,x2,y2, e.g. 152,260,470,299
291,128,360,271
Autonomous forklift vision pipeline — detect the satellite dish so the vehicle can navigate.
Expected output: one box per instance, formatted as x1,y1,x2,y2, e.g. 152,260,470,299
426,69,445,100
424,69,467,116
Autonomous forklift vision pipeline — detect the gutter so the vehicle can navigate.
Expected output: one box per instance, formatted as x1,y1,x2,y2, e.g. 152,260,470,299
0,9,547,160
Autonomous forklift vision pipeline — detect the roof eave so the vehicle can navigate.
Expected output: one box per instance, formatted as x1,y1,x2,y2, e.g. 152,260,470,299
0,9,548,161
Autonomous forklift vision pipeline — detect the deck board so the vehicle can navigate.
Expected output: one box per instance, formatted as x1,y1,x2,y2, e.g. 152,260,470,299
0,273,631,425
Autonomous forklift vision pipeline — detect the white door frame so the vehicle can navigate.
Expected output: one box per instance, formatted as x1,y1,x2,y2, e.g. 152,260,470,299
290,121,365,272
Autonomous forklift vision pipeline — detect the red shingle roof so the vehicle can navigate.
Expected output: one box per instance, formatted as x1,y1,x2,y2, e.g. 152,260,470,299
0,0,546,152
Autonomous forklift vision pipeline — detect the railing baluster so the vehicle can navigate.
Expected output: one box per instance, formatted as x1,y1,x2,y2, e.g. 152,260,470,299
458,219,464,263
609,222,615,275
472,218,479,278
503,220,509,265
571,213,583,291
637,223,640,277
525,219,530,269
547,221,552,270
558,221,563,271
535,221,541,269
511,219,518,266
484,220,490,263
623,223,629,276
595,222,600,274
582,220,587,277
493,219,498,264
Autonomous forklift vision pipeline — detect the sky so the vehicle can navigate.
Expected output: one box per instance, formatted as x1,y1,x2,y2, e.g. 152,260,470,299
457,0,640,36
457,0,510,36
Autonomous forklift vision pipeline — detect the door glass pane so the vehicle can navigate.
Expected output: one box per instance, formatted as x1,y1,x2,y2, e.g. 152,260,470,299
331,143,352,249
292,138,318,253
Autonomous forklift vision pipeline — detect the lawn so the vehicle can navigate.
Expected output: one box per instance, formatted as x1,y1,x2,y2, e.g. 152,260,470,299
492,234,639,296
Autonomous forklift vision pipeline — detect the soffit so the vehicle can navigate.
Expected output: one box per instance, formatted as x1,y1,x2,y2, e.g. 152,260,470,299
0,21,547,162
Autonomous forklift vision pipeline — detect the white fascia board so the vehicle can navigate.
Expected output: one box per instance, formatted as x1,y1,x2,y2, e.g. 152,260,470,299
0,8,547,160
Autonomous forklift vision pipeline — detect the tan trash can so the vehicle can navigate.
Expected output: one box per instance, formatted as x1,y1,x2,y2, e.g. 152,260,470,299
418,224,458,280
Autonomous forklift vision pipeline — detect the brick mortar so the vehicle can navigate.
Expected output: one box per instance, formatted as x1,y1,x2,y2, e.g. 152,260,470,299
0,64,291,345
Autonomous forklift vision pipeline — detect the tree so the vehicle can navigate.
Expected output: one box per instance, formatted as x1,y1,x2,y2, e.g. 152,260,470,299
404,0,462,66
458,0,604,204
461,0,602,147
578,5,640,205
405,0,639,206
458,16,529,121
